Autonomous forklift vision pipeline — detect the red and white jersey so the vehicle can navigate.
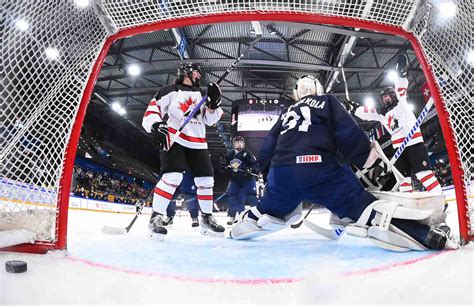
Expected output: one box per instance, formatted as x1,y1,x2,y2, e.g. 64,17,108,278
354,76,423,149
142,83,223,149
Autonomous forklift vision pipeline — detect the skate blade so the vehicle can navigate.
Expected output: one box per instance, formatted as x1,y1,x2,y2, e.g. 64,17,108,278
200,227,225,238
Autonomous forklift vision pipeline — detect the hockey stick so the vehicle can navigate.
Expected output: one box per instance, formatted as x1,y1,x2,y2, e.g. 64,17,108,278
101,189,154,235
356,96,435,189
166,35,263,151
225,165,259,178
290,205,345,240
303,219,345,240
290,204,315,229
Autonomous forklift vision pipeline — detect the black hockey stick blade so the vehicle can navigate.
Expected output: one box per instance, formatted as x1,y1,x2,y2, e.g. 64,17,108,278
291,204,315,229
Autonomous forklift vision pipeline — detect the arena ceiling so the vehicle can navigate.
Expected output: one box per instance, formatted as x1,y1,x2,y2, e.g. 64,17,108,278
88,20,427,159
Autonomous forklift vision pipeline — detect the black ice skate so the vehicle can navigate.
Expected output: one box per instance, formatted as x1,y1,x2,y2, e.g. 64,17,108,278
227,216,235,226
191,217,199,228
149,211,167,240
200,213,225,237
162,216,174,228
425,224,458,250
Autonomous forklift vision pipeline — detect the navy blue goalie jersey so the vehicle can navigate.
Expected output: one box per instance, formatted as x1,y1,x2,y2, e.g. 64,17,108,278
258,95,371,170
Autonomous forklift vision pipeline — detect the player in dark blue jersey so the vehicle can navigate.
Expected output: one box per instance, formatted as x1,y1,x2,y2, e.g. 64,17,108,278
230,75,455,251
222,136,258,225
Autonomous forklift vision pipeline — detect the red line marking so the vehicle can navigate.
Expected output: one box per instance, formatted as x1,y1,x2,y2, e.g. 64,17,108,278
65,250,454,285
342,250,452,276
65,256,302,285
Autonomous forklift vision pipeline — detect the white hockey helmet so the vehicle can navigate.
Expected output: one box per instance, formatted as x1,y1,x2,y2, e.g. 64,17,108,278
293,75,324,101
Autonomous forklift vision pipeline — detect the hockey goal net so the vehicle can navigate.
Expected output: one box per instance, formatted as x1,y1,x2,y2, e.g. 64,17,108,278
1,0,472,253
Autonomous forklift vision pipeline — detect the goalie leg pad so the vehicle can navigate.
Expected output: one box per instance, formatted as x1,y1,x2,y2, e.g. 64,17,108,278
346,199,438,242
368,224,427,252
230,209,273,240
371,191,447,226
230,206,301,240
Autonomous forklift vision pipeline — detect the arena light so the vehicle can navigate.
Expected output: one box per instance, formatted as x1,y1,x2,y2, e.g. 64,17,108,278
45,47,59,60
15,19,29,31
127,64,141,76
364,96,375,108
74,0,90,8
437,1,456,19
111,102,121,112
118,108,127,116
467,49,474,65
387,70,398,82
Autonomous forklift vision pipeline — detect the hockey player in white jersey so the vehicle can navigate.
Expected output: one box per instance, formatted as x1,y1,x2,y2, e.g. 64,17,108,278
142,62,225,239
345,54,441,193
230,74,456,251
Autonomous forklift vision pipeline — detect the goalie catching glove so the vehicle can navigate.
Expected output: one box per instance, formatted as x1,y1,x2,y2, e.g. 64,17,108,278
205,82,222,110
151,122,169,151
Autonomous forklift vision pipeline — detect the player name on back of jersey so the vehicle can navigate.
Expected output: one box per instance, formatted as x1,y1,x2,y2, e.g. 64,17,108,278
292,97,326,109
296,155,322,164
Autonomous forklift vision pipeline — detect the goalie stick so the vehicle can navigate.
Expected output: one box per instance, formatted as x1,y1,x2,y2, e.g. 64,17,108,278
101,189,153,235
166,34,263,151
290,204,315,229
303,219,345,240
290,205,345,240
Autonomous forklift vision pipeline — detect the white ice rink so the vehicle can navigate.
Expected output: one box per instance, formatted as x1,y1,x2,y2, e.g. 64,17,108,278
1,199,473,306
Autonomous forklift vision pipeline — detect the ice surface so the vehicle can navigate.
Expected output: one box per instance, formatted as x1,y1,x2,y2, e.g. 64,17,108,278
0,202,473,305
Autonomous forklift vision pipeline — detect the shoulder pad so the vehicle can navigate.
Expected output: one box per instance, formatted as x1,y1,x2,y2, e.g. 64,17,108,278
157,84,178,99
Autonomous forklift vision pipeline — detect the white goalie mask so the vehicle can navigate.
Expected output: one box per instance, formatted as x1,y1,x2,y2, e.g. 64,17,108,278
293,75,324,101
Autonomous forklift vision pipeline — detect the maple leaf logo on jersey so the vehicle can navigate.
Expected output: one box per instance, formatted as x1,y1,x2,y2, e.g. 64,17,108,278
179,97,195,113
387,114,400,131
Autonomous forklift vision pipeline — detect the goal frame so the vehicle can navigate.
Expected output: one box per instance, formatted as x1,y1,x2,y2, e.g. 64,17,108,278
2,12,470,253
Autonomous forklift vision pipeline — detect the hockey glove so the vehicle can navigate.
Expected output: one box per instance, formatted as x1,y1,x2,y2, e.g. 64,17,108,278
151,122,169,151
342,100,359,114
395,54,409,77
244,168,254,177
205,82,222,110
218,158,228,172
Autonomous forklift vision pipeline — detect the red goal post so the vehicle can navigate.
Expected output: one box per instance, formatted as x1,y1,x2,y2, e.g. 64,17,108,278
1,1,471,253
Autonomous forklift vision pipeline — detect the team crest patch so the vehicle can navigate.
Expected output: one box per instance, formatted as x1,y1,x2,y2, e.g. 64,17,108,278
230,158,242,172
296,155,322,164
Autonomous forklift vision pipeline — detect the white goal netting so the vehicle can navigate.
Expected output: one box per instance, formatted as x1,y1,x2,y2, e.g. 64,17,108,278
1,0,472,251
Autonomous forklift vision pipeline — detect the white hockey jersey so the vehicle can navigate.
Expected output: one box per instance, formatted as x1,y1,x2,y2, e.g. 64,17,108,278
142,84,223,149
354,76,423,149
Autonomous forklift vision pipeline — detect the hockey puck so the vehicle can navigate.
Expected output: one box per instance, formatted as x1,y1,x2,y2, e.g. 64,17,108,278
5,260,28,273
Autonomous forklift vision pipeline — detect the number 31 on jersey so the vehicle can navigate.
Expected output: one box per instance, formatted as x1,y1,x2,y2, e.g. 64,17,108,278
280,106,311,135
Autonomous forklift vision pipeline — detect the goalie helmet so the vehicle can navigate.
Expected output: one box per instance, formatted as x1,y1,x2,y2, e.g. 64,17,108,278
378,86,398,114
176,62,202,87
232,136,245,152
293,75,324,101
